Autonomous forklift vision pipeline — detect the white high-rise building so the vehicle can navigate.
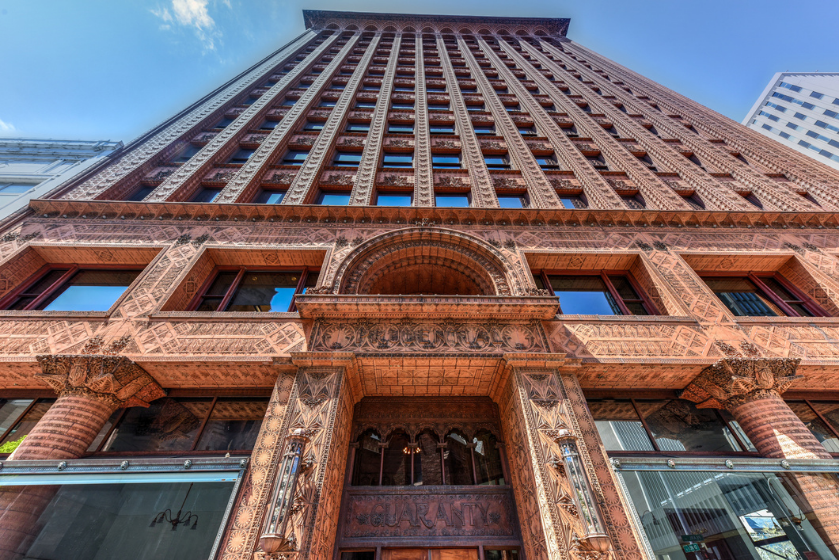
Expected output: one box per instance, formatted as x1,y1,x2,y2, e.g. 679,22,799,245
743,72,839,169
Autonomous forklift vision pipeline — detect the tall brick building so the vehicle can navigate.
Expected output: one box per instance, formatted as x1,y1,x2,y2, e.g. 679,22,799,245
0,10,836,560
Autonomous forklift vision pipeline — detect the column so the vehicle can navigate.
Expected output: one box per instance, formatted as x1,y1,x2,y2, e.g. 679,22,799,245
0,352,165,560
681,358,839,555
246,365,352,560
497,356,645,560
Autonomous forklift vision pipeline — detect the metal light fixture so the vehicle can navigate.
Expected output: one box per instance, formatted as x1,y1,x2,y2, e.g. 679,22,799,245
552,428,611,553
259,429,310,555
150,482,199,531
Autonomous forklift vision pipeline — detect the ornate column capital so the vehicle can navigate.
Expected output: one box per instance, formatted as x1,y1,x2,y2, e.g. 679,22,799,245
35,353,165,409
680,358,801,409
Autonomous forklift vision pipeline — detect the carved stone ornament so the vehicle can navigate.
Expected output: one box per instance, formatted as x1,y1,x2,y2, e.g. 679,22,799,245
35,353,166,409
679,357,802,409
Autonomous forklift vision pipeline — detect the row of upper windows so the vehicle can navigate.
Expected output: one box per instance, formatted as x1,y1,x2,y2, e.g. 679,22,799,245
778,81,840,105
771,92,839,119
755,121,840,162
2,259,829,320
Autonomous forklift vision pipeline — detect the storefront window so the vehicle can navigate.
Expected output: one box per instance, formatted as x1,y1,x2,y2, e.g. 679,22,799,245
619,471,837,560
0,480,234,560
194,397,269,451
0,398,55,453
787,401,839,454
590,400,656,451
0,398,35,442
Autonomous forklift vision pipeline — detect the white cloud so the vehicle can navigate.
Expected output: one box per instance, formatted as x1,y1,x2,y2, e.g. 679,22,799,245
151,0,222,51
0,119,16,133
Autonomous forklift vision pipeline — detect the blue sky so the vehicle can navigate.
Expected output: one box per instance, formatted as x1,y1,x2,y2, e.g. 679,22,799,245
0,0,837,143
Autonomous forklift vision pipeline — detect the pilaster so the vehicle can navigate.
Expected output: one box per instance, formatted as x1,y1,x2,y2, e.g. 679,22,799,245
413,35,434,207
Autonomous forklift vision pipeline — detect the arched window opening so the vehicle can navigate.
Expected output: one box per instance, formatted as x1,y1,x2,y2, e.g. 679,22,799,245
351,429,382,486
473,430,505,485
415,430,443,486
381,430,413,486
444,430,474,485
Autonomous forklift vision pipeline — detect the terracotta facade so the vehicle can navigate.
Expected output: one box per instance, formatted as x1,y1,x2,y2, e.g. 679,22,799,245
0,10,837,560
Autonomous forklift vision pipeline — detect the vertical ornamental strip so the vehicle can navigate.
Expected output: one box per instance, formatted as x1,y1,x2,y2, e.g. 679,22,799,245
413,34,434,206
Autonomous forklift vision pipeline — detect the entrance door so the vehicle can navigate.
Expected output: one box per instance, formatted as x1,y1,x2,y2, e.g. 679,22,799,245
381,549,479,560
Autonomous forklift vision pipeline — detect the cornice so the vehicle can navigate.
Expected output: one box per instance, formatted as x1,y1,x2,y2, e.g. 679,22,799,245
25,199,840,230
302,10,570,37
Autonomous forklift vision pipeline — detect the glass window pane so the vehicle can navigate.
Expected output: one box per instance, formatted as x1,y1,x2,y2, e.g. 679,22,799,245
194,397,269,451
550,276,621,315
0,184,35,194
788,401,838,453
376,194,412,206
13,481,234,560
0,399,55,451
444,431,473,485
254,190,285,204
381,432,412,486
485,551,519,560
760,277,814,316
497,196,525,208
0,398,34,446
619,471,837,560
415,430,442,486
102,398,212,452
718,409,757,452
589,400,654,451
317,192,351,205
127,186,155,201
473,431,505,485
635,399,743,452
810,401,839,433
87,408,124,452
206,271,239,297
227,271,301,312
435,194,469,207
40,270,140,312
704,277,784,317
191,187,222,202
352,430,382,486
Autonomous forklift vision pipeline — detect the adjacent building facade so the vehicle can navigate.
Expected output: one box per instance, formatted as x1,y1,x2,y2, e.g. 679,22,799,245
0,11,837,560
743,72,839,169
0,138,123,220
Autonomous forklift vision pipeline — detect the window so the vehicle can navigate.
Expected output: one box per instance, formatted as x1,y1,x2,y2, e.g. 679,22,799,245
558,196,586,209
303,121,324,131
191,187,222,203
253,189,285,204
497,194,527,208
473,125,496,135
171,144,200,163
535,156,559,170
259,119,279,130
682,193,706,210
361,85,380,91
484,155,510,169
333,152,362,167
280,98,295,106
518,126,537,136
787,401,838,454
376,193,412,206
427,86,445,92
318,100,336,107
432,154,461,168
504,104,521,112
391,102,415,110
282,150,309,166
382,153,413,168
460,87,477,93
589,398,753,452
758,110,779,122
192,268,317,312
702,274,825,317
316,191,351,205
467,104,485,112
345,123,370,133
587,154,608,170
429,125,455,135
0,398,56,453
823,109,839,119
214,117,234,129
355,101,376,109
621,193,646,209
428,104,450,112
394,86,414,92
3,268,141,311
228,148,256,164
126,186,155,201
787,122,803,131
435,193,470,207
779,81,802,92
538,272,653,315
388,124,414,134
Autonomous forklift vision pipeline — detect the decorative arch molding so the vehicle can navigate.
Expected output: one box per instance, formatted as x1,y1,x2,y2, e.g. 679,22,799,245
330,227,524,296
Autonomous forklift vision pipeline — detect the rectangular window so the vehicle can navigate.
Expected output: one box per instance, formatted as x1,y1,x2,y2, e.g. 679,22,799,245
171,144,200,163
758,110,779,121
214,117,234,129
391,103,415,110
388,124,414,134
558,196,586,209
333,152,363,167
0,398,55,452
432,154,461,168
497,194,527,208
282,150,309,166
259,120,279,130
281,98,296,106
779,81,802,92
787,400,838,453
4,268,141,311
345,123,370,133
316,191,351,205
318,100,336,107
428,104,450,112
702,274,823,317
376,193,412,206
435,193,470,207
191,187,222,203
540,273,652,316
823,109,839,119
765,101,787,113
473,126,496,135
466,104,485,112
394,86,414,92
253,189,285,204
126,185,155,202
429,125,455,135
484,155,510,169
518,127,537,136
504,104,521,112
303,121,325,131
535,156,559,170
228,148,256,164
193,268,316,313
427,86,445,92
794,112,807,120
382,154,414,168
355,101,376,109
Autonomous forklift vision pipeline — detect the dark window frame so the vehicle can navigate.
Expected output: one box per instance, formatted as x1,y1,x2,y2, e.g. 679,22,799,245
0,265,144,311
188,266,318,313
536,269,657,316
700,271,829,318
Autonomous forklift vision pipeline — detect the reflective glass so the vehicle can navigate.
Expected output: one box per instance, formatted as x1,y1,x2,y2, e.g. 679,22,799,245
590,400,654,451
550,276,621,315
788,401,838,453
634,400,743,452
383,154,413,167
0,398,34,448
103,398,212,452
415,430,442,486
704,277,783,317
497,195,525,208
620,471,837,560
87,408,123,452
376,194,412,206
317,192,351,205
352,430,383,486
227,271,301,312
196,271,238,311
443,431,473,485
381,432,412,486
334,152,363,166
760,277,814,317
0,184,33,194
254,190,285,204
127,186,155,201
40,270,141,312
191,187,222,202
473,431,505,485
0,399,55,452
435,194,469,207
194,397,269,451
